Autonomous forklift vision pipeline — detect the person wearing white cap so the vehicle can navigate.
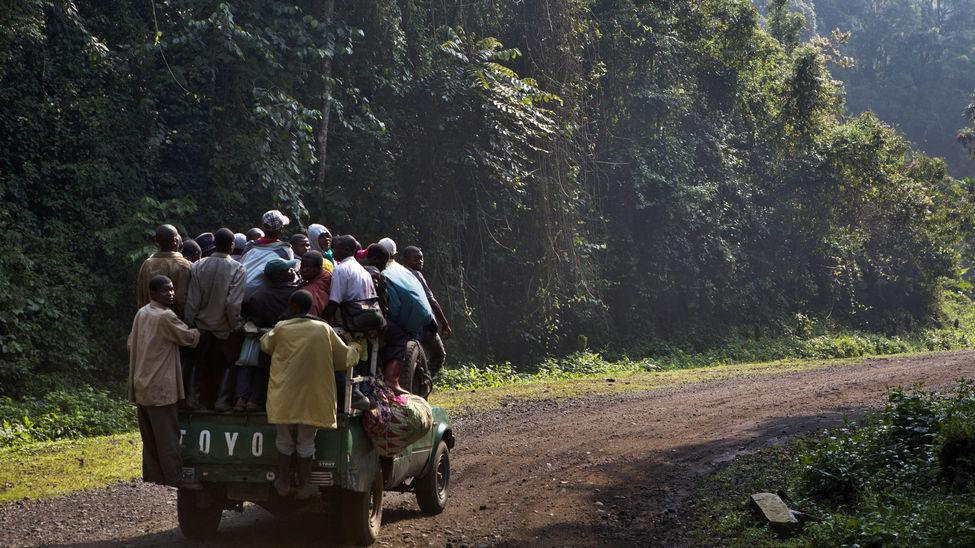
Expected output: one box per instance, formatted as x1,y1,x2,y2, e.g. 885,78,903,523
378,237,397,264
240,210,294,297
230,233,247,261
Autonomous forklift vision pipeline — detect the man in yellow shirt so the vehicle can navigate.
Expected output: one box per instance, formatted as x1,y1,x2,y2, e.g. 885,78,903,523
261,290,361,498
128,275,200,486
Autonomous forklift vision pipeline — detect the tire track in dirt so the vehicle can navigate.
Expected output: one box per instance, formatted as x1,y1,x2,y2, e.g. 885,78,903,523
3,351,974,547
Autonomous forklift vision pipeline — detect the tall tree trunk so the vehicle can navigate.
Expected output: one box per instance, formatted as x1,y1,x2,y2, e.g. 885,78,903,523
315,0,336,194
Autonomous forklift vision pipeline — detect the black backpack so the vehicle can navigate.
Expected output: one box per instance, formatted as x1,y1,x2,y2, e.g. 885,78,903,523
340,298,386,333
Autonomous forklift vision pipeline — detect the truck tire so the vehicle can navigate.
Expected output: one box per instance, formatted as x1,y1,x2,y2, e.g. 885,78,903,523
401,341,432,399
414,440,450,515
176,488,222,540
341,471,383,546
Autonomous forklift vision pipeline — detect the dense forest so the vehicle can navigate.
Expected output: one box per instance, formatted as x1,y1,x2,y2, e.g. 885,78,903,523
2,0,974,398
756,0,975,178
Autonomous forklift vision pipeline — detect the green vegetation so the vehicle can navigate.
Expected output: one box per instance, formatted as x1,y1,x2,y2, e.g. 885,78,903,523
757,0,975,178
3,1,975,398
691,381,975,546
0,387,136,448
442,291,975,391
0,432,141,502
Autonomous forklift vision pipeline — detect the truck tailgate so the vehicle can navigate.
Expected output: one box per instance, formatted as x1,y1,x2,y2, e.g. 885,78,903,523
179,412,282,466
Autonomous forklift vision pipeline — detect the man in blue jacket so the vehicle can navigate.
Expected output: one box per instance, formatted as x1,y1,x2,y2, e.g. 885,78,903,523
364,245,433,394
240,210,294,298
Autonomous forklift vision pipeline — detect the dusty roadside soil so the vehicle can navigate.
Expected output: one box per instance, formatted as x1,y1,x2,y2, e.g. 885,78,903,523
3,351,975,547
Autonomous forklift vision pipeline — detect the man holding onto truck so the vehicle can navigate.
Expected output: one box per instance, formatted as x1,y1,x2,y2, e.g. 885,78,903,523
323,235,377,325
261,290,362,499
364,245,434,395
184,228,246,411
128,275,201,487
322,235,375,411
401,246,451,377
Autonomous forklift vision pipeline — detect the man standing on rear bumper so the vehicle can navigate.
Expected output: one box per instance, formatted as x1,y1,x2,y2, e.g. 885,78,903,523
261,290,362,499
128,275,201,486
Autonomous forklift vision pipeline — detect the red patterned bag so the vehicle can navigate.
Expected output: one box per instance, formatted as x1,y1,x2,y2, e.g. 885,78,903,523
363,382,433,457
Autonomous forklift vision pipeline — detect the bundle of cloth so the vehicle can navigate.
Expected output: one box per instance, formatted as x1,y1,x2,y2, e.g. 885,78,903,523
363,380,433,457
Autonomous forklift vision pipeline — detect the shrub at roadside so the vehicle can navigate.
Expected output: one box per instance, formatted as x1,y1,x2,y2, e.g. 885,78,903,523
690,381,975,546
0,387,135,448
798,381,975,545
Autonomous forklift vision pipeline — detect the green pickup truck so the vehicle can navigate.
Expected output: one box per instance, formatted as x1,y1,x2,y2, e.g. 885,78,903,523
174,340,454,546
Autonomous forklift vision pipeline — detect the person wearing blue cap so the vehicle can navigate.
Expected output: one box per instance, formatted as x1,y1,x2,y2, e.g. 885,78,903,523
230,232,247,261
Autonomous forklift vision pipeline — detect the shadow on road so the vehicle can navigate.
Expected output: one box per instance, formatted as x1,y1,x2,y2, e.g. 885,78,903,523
497,405,867,547
43,505,351,547
41,490,435,547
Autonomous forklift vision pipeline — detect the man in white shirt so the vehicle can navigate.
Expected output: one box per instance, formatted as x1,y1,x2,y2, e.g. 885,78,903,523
323,235,377,324
322,235,376,411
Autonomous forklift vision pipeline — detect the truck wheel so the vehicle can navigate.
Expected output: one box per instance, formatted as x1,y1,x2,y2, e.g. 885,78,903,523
401,341,432,399
414,440,450,515
341,471,383,546
177,488,222,540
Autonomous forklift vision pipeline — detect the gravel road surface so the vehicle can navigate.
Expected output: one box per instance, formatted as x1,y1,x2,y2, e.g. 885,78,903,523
3,351,975,547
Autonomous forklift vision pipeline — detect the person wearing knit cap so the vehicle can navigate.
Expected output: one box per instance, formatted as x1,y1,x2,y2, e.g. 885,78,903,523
195,232,216,258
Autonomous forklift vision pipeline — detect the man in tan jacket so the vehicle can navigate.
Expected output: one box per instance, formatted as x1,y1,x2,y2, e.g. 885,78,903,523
137,225,193,317
128,275,200,486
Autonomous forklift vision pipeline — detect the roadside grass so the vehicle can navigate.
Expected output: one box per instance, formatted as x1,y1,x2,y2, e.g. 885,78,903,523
689,382,975,547
0,432,141,503
432,355,879,415
0,354,932,504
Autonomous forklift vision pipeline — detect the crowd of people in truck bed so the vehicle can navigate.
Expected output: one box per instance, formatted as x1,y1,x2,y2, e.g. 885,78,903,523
126,209,451,494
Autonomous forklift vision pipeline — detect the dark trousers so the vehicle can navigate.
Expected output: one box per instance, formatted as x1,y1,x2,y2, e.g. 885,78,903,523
195,332,243,407
137,403,181,486
421,332,446,376
234,366,269,404
380,321,409,363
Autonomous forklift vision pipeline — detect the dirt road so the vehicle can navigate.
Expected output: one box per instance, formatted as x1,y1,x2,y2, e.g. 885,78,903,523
4,351,975,547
